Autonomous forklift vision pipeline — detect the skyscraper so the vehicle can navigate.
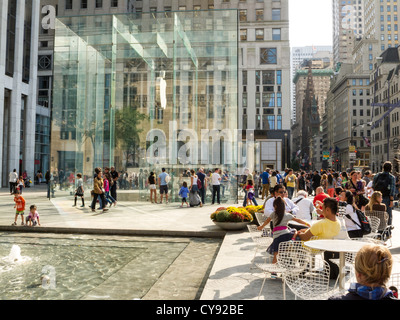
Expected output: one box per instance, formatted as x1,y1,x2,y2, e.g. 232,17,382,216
0,0,40,186
332,0,364,66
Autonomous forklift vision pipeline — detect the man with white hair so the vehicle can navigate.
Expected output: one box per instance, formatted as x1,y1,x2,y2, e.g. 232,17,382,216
291,190,317,221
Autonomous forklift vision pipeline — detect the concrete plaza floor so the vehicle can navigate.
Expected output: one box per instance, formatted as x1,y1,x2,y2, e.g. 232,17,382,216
1,184,400,300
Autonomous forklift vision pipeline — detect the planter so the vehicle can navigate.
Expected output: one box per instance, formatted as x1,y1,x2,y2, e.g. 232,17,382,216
212,221,251,231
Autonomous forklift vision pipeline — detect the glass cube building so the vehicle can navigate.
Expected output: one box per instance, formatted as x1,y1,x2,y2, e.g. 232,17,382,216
51,10,239,202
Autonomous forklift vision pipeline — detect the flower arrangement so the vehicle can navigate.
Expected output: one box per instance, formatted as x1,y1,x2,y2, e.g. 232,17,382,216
243,205,263,222
210,206,253,223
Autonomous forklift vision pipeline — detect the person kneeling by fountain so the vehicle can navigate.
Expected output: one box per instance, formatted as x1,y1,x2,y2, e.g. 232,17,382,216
12,190,25,226
26,205,40,227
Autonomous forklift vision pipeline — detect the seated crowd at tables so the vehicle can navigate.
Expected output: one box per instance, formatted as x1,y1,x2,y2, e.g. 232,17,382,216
256,162,398,300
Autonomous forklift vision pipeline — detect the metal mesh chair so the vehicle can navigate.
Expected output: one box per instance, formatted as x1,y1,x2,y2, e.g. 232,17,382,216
247,225,273,265
256,240,311,300
365,210,393,247
363,216,380,240
255,212,267,227
285,258,332,300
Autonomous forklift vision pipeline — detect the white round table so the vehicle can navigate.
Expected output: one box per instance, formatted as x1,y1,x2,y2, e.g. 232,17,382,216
304,239,373,290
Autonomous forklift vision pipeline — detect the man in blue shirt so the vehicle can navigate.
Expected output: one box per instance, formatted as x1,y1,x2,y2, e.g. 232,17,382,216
158,168,170,204
260,168,270,200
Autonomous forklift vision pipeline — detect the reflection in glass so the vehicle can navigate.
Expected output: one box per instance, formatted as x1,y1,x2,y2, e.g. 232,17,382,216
51,10,239,204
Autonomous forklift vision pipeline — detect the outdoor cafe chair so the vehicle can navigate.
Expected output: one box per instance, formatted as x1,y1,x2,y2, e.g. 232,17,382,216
285,257,332,300
256,240,311,300
363,216,381,240
247,225,273,266
255,212,268,227
365,210,394,247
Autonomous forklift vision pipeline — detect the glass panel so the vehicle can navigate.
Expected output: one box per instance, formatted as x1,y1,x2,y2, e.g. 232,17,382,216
51,10,238,204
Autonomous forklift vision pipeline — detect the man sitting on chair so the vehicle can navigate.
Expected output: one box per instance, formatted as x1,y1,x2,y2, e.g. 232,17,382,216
297,197,341,241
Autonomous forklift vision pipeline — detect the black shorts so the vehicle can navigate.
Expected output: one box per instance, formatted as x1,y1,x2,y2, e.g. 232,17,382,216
160,185,168,194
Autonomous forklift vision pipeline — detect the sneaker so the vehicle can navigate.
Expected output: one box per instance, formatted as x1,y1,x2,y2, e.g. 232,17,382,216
103,208,109,212
21,222,24,226
11,222,17,226
80,205,85,207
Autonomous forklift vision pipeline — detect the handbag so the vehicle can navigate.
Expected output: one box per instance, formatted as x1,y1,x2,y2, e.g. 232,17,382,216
76,186,84,196
357,194,370,207
197,178,202,189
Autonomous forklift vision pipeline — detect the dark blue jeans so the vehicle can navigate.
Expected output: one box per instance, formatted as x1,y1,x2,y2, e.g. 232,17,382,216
243,190,258,206
382,196,393,227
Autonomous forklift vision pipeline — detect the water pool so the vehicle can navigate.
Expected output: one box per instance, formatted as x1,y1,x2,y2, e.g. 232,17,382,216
0,233,220,300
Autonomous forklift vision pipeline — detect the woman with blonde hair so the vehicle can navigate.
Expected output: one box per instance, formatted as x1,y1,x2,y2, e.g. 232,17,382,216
329,244,397,300
366,191,387,212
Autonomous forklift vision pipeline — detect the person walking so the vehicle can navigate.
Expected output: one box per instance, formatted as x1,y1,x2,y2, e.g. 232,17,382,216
190,169,202,207
211,168,221,205
372,161,396,231
311,171,321,194
197,167,207,204
110,166,119,201
9,169,18,195
90,168,108,213
16,176,25,195
73,173,85,207
260,168,270,200
284,169,296,199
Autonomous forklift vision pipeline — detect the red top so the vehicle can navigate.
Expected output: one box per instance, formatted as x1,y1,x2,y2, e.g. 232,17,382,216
14,195,26,212
313,193,329,217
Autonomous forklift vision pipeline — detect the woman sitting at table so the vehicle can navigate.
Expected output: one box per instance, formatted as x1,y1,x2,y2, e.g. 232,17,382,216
340,191,363,239
329,244,397,300
257,197,310,264
365,191,387,212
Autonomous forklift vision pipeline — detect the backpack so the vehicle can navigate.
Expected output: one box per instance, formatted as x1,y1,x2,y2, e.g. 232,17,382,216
373,173,391,197
345,208,371,235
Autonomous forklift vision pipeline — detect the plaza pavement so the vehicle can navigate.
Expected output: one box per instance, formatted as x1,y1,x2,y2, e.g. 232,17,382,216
1,184,400,300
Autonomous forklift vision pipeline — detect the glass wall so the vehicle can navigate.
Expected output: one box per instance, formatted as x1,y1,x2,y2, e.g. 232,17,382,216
51,10,239,203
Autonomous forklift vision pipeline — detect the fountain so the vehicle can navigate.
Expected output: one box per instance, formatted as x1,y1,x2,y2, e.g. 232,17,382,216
1,245,31,265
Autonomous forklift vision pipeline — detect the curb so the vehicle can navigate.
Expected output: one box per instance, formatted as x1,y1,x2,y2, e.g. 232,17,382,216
0,226,227,239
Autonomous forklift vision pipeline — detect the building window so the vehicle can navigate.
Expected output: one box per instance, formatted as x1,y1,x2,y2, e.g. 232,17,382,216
276,70,282,85
239,10,247,22
262,93,275,108
81,0,87,9
272,28,281,40
272,9,281,20
277,92,282,107
267,116,275,130
240,29,247,41
260,48,277,64
96,0,103,8
111,0,118,8
256,9,264,21
65,0,73,10
262,71,275,85
255,29,264,41
277,115,282,130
